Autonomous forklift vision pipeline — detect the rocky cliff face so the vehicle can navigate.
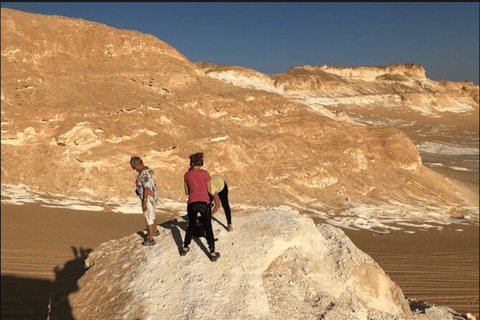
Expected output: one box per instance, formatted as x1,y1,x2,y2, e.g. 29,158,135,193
1,8,478,217
200,62,478,120
294,63,427,81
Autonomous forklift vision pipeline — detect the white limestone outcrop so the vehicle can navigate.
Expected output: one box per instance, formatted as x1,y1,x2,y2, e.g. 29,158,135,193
49,209,467,320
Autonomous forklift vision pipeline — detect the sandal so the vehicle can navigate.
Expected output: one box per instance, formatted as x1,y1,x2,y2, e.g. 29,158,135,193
142,238,156,246
145,230,160,237
210,252,220,262
180,247,190,256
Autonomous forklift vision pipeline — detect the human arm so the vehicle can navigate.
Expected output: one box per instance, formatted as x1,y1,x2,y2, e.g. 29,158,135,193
142,187,149,212
184,172,189,196
139,169,153,212
211,192,220,215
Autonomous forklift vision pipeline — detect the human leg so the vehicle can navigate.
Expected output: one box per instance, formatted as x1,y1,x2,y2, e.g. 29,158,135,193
143,200,156,245
198,203,218,259
218,183,232,226
197,202,215,252
147,224,156,240
183,202,198,248
153,199,159,236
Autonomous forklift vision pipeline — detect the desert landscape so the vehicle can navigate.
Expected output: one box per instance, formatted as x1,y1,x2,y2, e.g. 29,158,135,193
1,8,478,320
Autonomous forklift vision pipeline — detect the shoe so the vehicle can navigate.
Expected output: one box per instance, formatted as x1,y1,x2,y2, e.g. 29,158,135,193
154,230,160,236
180,247,189,256
210,252,220,262
227,224,233,232
142,238,156,246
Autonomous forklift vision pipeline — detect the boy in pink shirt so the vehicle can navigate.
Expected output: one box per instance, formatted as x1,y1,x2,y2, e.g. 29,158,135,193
182,153,219,262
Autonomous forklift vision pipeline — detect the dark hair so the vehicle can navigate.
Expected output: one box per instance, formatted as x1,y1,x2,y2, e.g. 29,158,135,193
188,152,204,171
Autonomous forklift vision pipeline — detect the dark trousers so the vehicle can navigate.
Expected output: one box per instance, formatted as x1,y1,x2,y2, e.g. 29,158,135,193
218,183,232,225
184,201,215,252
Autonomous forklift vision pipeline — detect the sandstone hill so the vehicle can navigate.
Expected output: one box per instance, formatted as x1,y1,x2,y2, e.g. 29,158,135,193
1,8,478,219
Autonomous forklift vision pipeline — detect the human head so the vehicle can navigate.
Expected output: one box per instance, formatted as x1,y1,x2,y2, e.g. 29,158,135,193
130,156,143,171
189,152,204,168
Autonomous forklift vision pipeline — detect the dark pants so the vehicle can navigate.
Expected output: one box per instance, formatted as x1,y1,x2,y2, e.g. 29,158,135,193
184,201,215,253
218,183,232,225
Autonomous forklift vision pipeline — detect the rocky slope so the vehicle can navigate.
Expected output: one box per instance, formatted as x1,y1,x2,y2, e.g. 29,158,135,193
1,8,478,218
51,209,471,320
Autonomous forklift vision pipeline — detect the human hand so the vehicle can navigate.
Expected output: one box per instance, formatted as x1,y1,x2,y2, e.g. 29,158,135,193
142,201,147,212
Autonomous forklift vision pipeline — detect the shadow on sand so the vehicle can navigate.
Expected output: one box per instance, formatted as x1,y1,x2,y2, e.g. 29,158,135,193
1,246,92,320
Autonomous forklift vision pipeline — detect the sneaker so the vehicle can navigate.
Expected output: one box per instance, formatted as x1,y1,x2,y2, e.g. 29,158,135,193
142,238,156,246
227,224,233,232
154,230,160,236
180,247,189,256
210,252,220,262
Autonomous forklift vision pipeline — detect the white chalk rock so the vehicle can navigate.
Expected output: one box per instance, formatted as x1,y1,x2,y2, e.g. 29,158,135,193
57,125,98,146
60,208,423,320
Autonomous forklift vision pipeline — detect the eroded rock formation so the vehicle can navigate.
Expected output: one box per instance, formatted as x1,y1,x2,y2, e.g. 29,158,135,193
1,8,478,216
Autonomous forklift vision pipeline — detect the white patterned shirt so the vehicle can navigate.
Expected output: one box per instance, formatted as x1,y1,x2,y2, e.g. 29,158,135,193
135,166,159,203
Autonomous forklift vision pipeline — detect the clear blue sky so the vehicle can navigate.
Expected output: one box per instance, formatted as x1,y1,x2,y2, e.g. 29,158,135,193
2,2,479,84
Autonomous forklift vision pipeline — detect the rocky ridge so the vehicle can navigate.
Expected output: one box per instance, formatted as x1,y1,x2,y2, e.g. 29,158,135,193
1,8,478,218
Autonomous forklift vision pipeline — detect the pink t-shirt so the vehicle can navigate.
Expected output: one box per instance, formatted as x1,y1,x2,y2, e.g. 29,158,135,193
184,169,211,203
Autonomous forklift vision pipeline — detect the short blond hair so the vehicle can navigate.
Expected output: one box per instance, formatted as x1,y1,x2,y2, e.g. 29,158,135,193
130,156,143,166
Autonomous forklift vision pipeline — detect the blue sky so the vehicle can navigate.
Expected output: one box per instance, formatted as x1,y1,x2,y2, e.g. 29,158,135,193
2,2,479,84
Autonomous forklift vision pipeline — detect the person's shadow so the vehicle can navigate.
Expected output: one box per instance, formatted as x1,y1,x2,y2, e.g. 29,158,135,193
1,275,54,320
1,246,92,320
160,215,211,257
48,246,92,320
211,215,227,230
